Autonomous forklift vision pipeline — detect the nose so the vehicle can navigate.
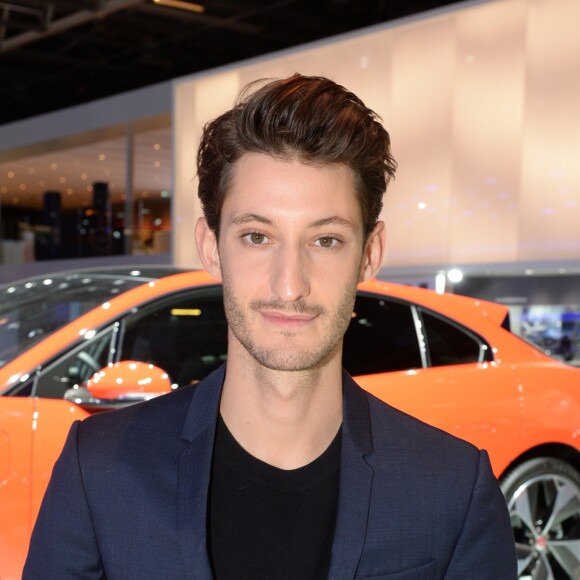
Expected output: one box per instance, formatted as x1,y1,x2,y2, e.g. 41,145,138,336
270,244,310,302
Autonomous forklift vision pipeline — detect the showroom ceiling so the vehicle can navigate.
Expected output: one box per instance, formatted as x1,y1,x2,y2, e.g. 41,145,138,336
0,0,465,125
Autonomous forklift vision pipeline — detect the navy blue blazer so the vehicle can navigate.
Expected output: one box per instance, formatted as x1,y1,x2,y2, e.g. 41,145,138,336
24,365,517,579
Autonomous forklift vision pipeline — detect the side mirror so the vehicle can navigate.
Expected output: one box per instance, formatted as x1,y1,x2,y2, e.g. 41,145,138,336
86,361,173,401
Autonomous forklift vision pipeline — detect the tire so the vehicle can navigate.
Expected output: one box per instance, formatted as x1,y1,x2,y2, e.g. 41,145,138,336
500,457,580,580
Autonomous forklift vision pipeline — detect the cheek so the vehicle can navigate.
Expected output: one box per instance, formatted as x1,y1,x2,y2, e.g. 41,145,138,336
322,267,359,306
219,251,268,297
316,250,365,280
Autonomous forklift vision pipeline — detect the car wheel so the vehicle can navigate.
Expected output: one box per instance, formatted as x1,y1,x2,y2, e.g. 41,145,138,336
500,457,580,580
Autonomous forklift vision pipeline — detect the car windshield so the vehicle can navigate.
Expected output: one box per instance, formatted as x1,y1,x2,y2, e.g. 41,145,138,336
0,271,155,368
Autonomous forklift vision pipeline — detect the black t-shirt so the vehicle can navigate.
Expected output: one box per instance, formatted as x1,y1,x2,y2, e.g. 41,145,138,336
208,415,341,580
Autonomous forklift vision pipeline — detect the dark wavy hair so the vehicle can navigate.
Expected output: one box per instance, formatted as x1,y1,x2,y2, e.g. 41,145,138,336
197,74,397,240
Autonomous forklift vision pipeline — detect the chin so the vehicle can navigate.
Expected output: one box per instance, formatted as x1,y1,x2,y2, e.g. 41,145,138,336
249,343,340,373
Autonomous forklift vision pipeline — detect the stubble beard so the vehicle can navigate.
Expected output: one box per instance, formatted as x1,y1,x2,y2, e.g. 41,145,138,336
222,279,357,372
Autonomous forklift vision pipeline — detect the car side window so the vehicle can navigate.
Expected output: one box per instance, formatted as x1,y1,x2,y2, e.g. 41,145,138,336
420,309,488,366
343,294,423,376
119,287,227,387
32,326,116,399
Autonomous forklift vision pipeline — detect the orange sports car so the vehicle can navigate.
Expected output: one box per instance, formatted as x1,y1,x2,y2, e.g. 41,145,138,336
1,267,579,579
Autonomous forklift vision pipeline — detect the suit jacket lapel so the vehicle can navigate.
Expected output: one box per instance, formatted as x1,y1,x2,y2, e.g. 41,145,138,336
177,365,226,580
328,373,375,580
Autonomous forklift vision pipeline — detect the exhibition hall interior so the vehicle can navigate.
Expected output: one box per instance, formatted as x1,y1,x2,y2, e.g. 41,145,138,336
1,2,580,579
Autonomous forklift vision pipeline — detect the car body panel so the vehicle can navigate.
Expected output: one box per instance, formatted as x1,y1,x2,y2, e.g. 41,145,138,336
0,397,34,578
0,397,90,580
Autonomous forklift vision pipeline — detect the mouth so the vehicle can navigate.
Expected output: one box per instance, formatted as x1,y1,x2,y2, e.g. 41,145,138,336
258,309,319,328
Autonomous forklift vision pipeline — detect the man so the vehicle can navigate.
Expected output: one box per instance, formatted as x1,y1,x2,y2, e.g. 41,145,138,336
25,74,517,579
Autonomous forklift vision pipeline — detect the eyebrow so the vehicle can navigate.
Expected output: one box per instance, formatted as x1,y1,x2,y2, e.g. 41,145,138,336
230,213,273,226
229,213,354,229
309,216,355,229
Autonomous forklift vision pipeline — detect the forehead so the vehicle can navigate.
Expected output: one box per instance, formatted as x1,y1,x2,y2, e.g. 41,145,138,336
223,153,361,220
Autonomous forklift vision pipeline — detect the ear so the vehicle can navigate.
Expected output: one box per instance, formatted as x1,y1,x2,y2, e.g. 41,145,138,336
359,221,386,283
195,217,222,280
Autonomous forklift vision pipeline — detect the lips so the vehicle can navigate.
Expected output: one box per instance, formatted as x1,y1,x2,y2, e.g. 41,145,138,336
259,309,318,328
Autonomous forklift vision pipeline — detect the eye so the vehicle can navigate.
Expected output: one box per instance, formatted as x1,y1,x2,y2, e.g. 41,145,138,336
243,232,269,245
314,236,340,248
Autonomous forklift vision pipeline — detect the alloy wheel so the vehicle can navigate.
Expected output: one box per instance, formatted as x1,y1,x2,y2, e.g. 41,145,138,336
505,463,580,579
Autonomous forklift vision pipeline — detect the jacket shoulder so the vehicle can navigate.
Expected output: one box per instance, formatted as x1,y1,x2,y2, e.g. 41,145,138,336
366,390,479,457
80,381,198,439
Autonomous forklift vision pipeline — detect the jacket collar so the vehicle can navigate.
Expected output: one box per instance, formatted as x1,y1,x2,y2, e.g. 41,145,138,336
176,365,374,580
327,371,375,580
178,365,225,579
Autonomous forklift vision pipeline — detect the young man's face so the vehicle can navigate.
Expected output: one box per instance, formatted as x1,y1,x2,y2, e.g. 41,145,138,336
197,152,384,373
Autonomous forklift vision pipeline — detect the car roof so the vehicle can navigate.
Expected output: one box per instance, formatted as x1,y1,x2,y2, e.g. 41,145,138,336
0,265,190,289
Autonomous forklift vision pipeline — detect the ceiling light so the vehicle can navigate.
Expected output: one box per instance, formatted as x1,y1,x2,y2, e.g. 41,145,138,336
152,0,205,14
447,268,463,283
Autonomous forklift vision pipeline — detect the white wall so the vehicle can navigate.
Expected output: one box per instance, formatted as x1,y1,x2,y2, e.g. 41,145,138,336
172,0,580,270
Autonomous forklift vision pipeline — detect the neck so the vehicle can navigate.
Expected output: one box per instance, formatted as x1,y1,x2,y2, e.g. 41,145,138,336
220,340,343,470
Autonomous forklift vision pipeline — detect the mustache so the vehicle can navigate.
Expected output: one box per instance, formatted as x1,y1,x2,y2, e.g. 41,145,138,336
250,299,325,316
